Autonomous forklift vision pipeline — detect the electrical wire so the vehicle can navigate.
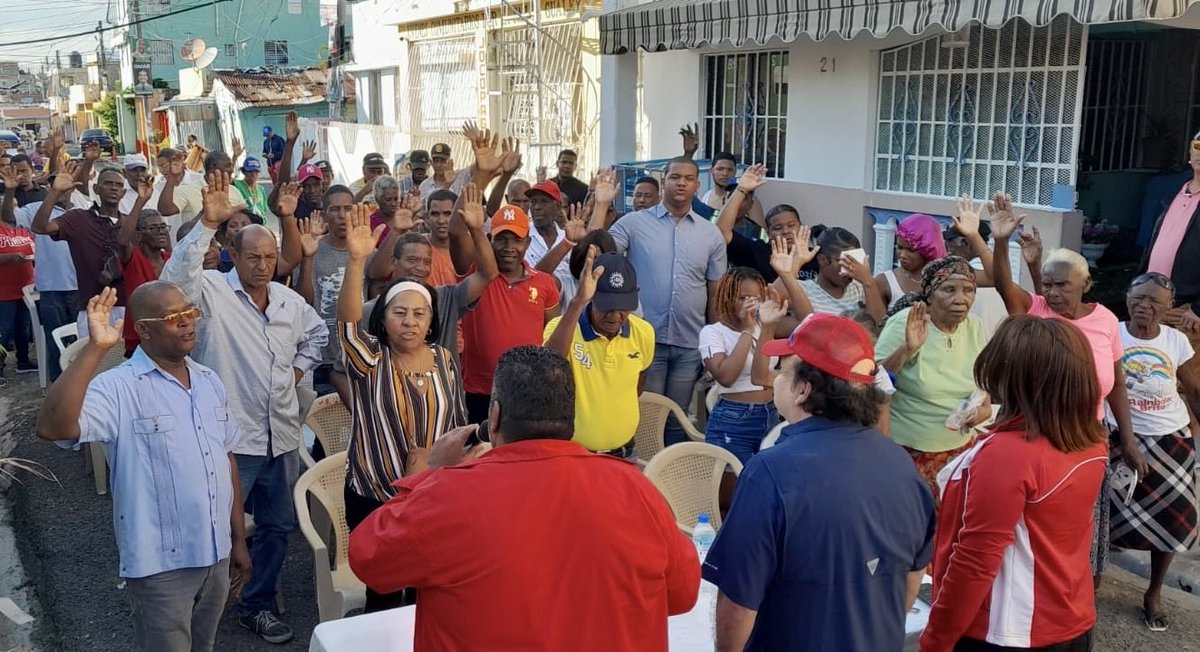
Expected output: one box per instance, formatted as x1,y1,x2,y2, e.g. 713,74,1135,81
0,0,233,48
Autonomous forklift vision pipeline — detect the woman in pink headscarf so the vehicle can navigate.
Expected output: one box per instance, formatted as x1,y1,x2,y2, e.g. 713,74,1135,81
877,213,947,308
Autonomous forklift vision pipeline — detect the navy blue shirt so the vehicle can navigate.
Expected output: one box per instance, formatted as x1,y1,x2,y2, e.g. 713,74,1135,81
702,417,936,652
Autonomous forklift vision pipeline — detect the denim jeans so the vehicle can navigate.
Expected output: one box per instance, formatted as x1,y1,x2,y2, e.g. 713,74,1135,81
0,299,32,365
234,449,300,615
644,344,703,445
705,397,780,465
37,290,77,380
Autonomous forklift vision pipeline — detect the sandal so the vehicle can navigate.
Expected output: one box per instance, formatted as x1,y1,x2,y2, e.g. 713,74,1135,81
1143,608,1169,632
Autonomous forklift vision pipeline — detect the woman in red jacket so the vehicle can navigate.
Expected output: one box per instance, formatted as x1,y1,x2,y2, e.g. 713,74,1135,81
921,316,1109,651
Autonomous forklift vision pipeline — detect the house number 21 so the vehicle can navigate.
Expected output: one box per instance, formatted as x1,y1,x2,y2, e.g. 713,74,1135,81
819,57,837,73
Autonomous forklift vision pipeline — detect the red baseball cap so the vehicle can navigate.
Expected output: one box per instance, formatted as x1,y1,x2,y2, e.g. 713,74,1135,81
490,205,531,238
527,179,562,203
298,163,324,184
761,314,877,384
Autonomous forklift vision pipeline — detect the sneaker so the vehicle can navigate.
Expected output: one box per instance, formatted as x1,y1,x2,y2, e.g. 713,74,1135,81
16,361,36,374
238,610,294,644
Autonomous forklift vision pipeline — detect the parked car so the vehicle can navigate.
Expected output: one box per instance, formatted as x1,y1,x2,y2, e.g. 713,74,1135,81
79,129,116,156
0,129,20,152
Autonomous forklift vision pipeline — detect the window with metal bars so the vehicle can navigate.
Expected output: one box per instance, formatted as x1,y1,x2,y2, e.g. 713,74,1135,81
264,41,290,66
148,40,174,66
1080,40,1146,172
703,51,789,177
874,17,1085,207
407,36,478,137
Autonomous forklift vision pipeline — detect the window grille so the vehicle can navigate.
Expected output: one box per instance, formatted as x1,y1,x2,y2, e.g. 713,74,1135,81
265,41,290,67
1080,40,1145,172
875,17,1086,206
703,51,789,177
405,37,478,138
148,40,174,66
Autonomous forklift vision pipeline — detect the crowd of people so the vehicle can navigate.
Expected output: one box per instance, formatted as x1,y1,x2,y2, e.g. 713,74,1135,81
6,115,1200,651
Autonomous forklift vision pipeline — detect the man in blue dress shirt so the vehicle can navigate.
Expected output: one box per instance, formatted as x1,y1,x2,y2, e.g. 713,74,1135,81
37,283,251,652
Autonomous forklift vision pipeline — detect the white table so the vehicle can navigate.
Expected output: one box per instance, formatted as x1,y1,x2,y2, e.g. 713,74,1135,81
310,592,931,651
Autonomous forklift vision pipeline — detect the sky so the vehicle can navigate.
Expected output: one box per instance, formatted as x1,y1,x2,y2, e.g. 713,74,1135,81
0,0,113,73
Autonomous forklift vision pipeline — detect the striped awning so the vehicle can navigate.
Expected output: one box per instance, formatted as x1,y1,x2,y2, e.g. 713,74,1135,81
600,0,1199,54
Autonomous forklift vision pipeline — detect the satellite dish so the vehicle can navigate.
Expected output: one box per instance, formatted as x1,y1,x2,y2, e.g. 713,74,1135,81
180,38,207,61
193,47,218,70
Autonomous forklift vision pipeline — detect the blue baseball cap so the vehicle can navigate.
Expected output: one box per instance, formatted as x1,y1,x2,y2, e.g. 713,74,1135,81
242,156,262,173
262,126,273,136
592,253,639,312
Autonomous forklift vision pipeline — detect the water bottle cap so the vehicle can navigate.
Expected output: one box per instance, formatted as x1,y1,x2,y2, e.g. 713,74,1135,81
697,513,710,524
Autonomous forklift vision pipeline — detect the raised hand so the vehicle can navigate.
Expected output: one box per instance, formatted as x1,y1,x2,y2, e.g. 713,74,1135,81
953,193,981,239
905,301,930,352
769,236,796,278
231,136,244,161
575,245,604,305
989,191,1024,240
284,111,300,141
737,163,768,192
536,165,547,182
300,140,317,163
458,183,486,232
86,287,124,350
47,128,66,155
679,122,700,157
757,288,789,326
500,137,522,174
165,157,185,186
50,162,78,194
564,203,588,243
298,212,327,258
199,171,238,228
740,295,762,328
794,224,820,269
1018,224,1043,266
82,141,102,162
135,175,155,202
0,165,18,190
275,182,301,218
593,168,617,208
346,204,379,260
469,126,502,176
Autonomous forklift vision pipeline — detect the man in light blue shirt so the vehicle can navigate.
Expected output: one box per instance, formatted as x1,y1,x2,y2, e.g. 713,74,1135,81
37,282,250,652
609,157,727,444
160,172,327,644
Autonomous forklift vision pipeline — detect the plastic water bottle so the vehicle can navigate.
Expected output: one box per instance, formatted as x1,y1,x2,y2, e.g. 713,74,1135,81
693,513,719,647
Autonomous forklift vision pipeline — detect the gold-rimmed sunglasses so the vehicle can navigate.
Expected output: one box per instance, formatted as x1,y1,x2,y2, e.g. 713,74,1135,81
136,307,203,326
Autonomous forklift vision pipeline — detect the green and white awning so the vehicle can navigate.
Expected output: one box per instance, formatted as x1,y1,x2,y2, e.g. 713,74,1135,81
599,0,1199,54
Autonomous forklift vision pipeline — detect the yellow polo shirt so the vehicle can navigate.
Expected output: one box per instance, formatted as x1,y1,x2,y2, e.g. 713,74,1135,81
544,311,655,451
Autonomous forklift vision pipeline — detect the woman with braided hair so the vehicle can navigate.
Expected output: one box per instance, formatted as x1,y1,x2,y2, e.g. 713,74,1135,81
875,255,990,496
699,266,781,463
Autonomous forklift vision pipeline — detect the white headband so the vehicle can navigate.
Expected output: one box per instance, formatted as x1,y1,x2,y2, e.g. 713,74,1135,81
383,281,432,308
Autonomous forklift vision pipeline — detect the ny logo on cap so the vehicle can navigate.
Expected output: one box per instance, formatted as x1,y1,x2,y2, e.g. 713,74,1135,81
502,209,516,222
608,272,625,288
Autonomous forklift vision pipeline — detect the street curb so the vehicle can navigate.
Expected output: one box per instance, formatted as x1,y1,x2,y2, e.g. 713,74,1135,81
1110,549,1200,598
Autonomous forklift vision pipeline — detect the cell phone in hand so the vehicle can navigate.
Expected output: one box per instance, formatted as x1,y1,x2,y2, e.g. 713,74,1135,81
839,248,867,276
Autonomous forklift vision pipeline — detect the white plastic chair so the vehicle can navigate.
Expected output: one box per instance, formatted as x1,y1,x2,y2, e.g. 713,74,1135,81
294,452,366,622
643,442,744,532
59,336,127,495
21,284,47,388
51,323,78,356
633,392,705,465
305,393,353,459
760,422,787,450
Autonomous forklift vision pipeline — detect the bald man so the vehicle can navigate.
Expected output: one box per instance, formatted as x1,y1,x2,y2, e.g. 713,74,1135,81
160,172,326,644
37,283,250,652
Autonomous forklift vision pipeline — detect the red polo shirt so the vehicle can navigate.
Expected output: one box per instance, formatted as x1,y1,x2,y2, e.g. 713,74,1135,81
348,439,700,651
460,263,560,394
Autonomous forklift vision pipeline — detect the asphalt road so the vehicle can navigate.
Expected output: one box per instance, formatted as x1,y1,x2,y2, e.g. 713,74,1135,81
4,370,1200,651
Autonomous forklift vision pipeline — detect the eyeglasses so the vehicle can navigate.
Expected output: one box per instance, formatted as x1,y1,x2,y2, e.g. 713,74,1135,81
1131,272,1175,293
140,224,170,232
1192,139,1200,151
136,307,203,326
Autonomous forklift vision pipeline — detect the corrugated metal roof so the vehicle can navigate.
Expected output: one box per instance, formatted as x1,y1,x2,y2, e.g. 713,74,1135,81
211,68,327,108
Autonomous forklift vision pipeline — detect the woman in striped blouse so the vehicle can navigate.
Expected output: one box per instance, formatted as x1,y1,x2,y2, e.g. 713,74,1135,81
337,204,467,612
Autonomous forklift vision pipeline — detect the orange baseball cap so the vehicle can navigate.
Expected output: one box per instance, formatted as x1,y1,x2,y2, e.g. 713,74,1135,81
491,205,531,238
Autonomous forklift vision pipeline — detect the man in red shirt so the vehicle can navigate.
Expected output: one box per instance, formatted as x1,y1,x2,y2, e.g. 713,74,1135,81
349,346,699,651
460,205,560,422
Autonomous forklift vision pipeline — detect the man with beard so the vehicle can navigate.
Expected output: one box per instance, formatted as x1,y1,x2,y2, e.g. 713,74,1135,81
397,150,430,194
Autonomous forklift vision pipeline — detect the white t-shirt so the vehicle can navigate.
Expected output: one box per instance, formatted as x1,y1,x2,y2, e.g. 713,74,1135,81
699,322,774,395
1113,323,1194,436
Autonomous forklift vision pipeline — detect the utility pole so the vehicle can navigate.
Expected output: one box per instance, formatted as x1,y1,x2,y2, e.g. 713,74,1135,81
97,22,108,94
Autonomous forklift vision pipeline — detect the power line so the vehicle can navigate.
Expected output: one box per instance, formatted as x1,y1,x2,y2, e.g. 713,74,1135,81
0,0,233,48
